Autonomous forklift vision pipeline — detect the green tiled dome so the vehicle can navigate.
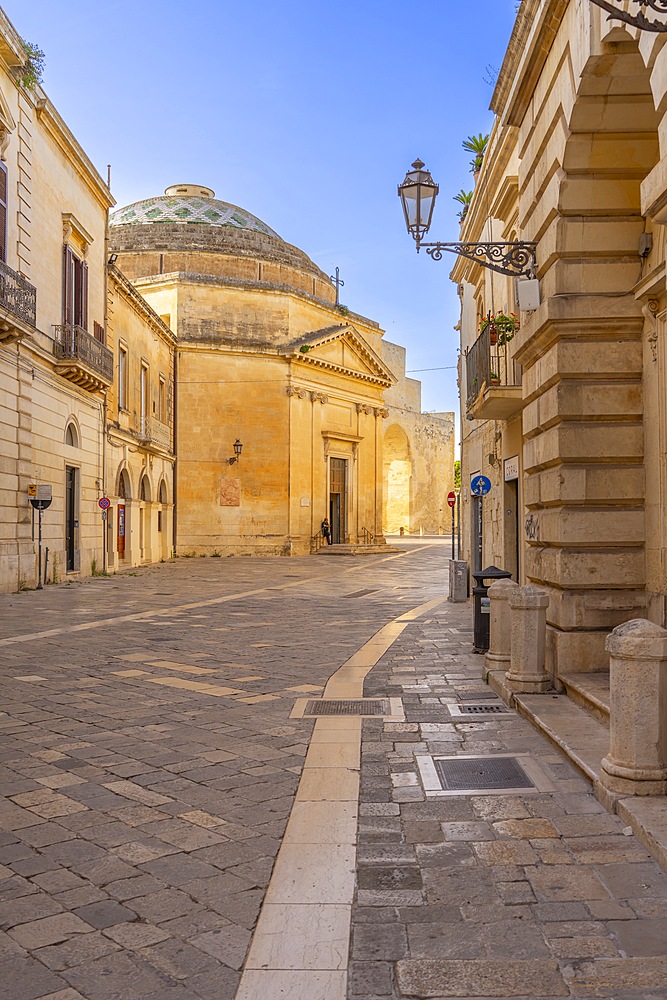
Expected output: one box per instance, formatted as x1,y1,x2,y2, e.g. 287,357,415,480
110,184,280,239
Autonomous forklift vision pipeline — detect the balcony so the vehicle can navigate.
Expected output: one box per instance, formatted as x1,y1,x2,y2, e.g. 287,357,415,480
139,415,173,453
465,325,523,421
53,325,113,391
0,259,37,343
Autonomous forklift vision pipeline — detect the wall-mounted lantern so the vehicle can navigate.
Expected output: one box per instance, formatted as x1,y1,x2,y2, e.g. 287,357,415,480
227,440,243,465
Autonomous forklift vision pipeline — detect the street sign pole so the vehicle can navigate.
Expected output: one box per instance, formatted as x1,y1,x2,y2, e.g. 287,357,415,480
457,492,461,559
37,507,43,590
478,495,483,574
451,502,455,560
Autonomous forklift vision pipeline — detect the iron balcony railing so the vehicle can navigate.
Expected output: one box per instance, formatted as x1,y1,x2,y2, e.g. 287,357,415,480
0,258,37,328
139,415,172,451
53,324,114,383
465,325,521,410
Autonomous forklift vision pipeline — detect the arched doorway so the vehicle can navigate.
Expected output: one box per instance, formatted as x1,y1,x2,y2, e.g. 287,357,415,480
383,424,412,534
139,473,151,561
158,479,170,560
116,468,131,561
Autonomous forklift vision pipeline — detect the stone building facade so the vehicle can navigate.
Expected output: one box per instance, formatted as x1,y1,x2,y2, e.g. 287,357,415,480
381,341,455,535
454,0,667,680
0,11,114,592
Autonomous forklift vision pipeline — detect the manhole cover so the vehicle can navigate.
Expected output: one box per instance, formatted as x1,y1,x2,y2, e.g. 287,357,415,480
434,756,535,791
459,690,500,701
303,699,390,716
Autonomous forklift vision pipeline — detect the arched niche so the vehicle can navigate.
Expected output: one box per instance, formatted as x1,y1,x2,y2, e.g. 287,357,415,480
383,423,412,534
64,419,79,448
140,473,152,503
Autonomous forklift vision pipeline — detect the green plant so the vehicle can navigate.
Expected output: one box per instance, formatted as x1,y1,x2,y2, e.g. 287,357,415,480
299,345,311,353
211,550,222,557
17,39,45,90
479,310,519,345
463,133,489,174
454,460,461,490
336,304,349,317
51,553,60,585
453,189,473,224
15,576,29,593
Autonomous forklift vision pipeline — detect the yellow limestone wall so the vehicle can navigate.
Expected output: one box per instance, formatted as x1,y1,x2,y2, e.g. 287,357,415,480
0,13,113,592
454,0,667,675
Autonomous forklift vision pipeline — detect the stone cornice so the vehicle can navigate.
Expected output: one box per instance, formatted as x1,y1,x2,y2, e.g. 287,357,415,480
109,264,176,347
280,324,397,388
491,0,569,127
130,271,381,333
35,98,114,209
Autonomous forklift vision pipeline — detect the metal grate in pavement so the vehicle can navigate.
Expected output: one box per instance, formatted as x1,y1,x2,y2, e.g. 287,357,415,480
434,756,535,791
303,698,390,716
459,704,505,715
458,690,500,701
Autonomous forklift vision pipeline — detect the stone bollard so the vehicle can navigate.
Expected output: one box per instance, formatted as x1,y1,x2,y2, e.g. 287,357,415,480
505,584,550,693
485,579,519,672
600,619,667,796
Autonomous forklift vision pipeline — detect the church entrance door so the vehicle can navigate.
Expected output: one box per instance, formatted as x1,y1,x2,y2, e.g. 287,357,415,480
329,458,348,544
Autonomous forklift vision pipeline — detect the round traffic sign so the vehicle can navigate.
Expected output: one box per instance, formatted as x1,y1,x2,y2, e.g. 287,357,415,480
98,497,111,510
470,474,492,496
446,491,457,508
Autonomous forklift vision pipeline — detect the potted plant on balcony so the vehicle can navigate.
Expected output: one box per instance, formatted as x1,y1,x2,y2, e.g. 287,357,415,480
494,310,520,346
463,133,489,179
478,312,498,345
489,370,500,385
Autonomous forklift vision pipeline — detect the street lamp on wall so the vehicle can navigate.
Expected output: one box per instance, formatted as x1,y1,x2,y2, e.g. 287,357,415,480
398,159,537,278
227,440,243,465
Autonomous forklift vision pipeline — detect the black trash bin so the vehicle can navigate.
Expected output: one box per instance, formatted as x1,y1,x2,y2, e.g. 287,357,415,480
472,565,512,654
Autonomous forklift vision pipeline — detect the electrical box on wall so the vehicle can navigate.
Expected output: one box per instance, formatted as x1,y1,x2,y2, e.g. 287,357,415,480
515,277,541,312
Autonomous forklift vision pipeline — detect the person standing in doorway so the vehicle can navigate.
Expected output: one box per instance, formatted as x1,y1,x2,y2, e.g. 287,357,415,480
321,517,332,545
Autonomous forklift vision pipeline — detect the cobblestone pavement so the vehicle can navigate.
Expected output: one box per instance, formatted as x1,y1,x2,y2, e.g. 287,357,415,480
2,544,667,999
0,542,443,1000
355,600,667,1000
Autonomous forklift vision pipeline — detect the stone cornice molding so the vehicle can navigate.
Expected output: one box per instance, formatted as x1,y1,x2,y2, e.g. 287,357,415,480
35,99,114,210
281,324,396,388
491,0,570,127
109,264,176,347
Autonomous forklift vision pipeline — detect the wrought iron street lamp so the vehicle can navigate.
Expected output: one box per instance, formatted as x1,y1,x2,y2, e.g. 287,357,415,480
589,0,667,31
398,159,537,278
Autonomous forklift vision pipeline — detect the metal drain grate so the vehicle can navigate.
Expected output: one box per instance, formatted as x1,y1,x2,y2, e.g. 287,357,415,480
459,704,505,715
434,756,535,791
304,699,390,716
458,691,501,701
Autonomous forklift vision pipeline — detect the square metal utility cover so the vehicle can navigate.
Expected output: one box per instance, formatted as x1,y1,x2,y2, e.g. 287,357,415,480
416,753,556,796
291,696,404,721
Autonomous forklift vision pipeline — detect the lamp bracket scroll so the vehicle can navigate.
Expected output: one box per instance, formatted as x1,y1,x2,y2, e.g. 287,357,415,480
589,0,667,32
421,240,537,279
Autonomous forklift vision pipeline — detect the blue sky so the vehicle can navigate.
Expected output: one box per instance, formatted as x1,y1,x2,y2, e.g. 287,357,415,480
7,0,517,435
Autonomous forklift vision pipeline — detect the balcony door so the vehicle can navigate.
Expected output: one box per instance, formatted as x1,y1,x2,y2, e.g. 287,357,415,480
65,466,78,571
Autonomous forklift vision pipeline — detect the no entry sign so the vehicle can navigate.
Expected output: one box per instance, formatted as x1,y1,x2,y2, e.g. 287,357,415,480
446,491,457,508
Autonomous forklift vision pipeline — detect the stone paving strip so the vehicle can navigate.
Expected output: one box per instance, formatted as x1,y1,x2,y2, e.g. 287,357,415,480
237,597,447,1000
0,546,440,1000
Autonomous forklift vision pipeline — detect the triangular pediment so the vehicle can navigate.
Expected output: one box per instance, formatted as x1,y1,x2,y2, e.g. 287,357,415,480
281,325,396,387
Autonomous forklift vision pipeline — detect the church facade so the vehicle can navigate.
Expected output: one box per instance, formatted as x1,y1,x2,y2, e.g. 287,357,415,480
108,185,453,558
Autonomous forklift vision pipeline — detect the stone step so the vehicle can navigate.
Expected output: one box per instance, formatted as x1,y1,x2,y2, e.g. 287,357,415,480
513,691,609,786
559,671,610,726
315,543,400,556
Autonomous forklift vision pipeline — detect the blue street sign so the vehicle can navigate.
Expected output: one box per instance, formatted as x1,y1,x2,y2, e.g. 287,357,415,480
470,474,492,496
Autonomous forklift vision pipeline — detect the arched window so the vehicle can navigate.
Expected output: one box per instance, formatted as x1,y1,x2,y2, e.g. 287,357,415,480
65,422,78,447
159,480,168,505
140,475,151,502
117,468,131,499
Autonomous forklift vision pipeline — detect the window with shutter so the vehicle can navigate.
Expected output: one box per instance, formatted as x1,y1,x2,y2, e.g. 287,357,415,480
62,248,89,329
0,163,7,264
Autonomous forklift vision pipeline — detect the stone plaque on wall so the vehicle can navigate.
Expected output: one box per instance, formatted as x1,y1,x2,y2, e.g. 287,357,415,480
220,478,241,506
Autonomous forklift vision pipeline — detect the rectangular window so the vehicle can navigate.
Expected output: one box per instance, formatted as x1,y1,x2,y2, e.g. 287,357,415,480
140,363,149,436
62,246,88,329
158,376,166,422
118,346,127,411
